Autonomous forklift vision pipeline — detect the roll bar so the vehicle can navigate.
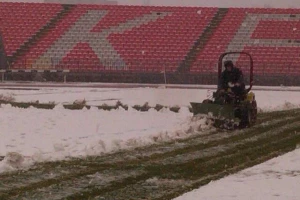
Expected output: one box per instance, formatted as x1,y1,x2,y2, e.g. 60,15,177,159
218,52,254,92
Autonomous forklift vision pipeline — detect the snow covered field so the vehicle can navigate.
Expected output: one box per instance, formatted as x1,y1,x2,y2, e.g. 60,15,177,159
0,84,300,199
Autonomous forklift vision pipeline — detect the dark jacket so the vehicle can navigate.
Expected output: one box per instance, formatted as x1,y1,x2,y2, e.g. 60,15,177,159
218,67,244,90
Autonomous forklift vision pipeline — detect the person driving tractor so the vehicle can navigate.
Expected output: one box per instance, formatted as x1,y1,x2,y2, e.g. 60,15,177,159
217,60,245,98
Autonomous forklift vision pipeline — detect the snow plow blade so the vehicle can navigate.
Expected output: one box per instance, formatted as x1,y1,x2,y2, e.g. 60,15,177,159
190,102,236,121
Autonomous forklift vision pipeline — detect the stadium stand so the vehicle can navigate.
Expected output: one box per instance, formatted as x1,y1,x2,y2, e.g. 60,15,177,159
0,2,300,84
0,2,62,57
191,8,300,75
15,5,218,72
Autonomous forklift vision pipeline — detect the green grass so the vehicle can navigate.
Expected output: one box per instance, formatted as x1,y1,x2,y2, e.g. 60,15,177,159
169,105,180,113
0,99,188,113
154,104,165,111
63,122,300,199
63,104,91,110
132,102,152,112
0,100,56,109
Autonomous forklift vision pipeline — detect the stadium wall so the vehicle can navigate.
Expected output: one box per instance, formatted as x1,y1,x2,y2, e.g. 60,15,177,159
114,0,300,8
3,0,300,8
44,0,117,5
2,70,299,87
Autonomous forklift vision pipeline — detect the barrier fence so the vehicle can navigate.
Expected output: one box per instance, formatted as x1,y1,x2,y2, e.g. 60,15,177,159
7,58,300,75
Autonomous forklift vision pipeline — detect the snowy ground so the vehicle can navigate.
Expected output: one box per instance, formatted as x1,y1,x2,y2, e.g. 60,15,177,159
0,84,300,199
174,147,300,200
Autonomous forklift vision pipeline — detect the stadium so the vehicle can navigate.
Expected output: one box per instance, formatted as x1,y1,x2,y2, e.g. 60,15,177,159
0,0,300,199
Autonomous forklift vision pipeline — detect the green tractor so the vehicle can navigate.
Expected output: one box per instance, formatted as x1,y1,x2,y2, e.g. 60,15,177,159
190,52,257,129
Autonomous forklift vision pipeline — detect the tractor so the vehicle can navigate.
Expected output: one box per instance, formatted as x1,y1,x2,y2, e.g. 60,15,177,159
190,52,257,129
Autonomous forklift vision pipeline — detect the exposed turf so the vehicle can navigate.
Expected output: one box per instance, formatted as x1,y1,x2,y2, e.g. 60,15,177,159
1,109,300,200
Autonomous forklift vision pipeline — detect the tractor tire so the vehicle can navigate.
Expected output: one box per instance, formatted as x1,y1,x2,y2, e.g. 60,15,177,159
251,100,258,124
239,108,250,128
246,109,254,127
239,109,248,129
239,100,257,129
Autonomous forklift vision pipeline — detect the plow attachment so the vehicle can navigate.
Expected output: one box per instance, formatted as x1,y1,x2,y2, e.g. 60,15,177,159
190,102,237,120
189,51,257,130
190,102,241,129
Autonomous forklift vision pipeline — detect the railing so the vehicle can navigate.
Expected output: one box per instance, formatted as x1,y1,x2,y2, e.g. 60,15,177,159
8,57,300,76
0,30,8,69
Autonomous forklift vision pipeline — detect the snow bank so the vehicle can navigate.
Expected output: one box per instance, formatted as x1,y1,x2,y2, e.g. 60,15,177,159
0,104,210,173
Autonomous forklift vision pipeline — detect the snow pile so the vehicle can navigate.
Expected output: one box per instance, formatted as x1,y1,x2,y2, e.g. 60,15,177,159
0,104,211,173
255,90,300,112
262,101,300,112
0,93,15,102
0,152,33,173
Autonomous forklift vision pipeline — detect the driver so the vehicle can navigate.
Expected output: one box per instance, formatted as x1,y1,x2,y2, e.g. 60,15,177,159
217,60,245,97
